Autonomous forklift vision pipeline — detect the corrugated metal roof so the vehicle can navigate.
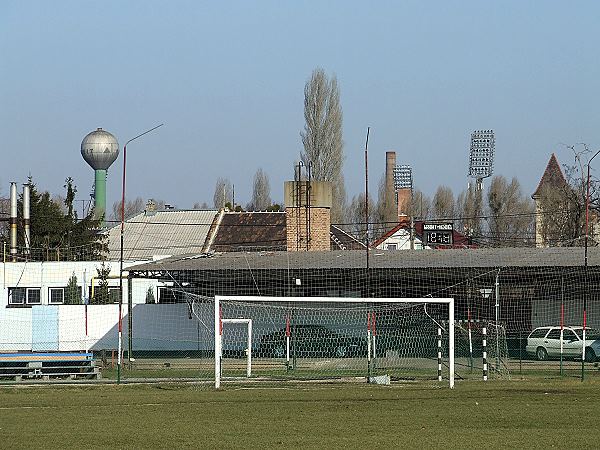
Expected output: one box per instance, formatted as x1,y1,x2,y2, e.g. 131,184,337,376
107,210,218,261
127,246,600,272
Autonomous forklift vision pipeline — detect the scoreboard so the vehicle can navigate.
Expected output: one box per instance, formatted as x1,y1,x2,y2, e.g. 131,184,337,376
423,223,453,246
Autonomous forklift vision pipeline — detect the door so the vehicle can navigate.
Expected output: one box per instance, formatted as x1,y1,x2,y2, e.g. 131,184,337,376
31,306,59,351
562,329,582,357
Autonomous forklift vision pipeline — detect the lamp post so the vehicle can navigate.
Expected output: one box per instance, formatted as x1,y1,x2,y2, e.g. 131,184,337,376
582,148,600,381
117,123,163,384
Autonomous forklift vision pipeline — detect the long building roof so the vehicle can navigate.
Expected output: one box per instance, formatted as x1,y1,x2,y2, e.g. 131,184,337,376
127,246,600,272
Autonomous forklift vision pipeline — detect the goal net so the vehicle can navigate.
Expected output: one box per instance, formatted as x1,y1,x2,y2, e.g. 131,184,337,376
212,295,455,388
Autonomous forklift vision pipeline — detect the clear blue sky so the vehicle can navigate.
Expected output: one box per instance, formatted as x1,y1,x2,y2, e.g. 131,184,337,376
1,1,599,211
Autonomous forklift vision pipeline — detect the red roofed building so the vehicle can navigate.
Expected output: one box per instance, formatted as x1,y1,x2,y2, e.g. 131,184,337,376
371,218,474,250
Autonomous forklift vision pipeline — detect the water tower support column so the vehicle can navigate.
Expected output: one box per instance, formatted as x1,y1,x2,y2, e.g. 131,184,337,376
94,169,107,224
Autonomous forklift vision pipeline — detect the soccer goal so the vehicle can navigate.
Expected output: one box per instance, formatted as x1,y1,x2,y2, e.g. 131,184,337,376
214,296,455,389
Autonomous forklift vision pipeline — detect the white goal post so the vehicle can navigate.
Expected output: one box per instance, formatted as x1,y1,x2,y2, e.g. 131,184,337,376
214,296,455,389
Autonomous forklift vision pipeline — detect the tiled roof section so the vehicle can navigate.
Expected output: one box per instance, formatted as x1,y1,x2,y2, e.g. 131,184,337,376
371,221,407,248
107,209,218,261
210,212,287,252
532,153,567,198
330,225,367,250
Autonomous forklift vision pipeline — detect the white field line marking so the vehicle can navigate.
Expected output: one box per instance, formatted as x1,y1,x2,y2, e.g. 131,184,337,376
0,402,200,411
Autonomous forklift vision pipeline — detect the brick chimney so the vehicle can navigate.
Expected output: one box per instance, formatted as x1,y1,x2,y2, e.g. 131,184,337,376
397,188,411,217
284,181,332,251
385,151,398,224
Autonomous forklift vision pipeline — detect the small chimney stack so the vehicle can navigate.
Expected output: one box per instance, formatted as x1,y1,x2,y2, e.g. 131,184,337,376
9,182,17,260
23,183,31,257
284,180,332,251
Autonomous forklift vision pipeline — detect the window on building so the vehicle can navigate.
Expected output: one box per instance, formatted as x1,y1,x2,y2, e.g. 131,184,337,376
88,286,120,304
8,287,41,306
8,288,26,305
49,288,65,304
386,244,398,250
109,287,121,303
27,288,41,305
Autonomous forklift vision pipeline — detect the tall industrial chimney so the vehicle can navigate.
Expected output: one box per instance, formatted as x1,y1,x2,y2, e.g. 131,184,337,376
23,183,31,257
385,151,397,225
9,182,17,260
81,128,119,226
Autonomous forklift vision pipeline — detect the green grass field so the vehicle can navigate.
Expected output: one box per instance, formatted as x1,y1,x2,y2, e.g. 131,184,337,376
1,378,599,449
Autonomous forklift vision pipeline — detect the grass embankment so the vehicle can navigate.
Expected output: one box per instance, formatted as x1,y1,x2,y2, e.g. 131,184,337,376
0,378,598,449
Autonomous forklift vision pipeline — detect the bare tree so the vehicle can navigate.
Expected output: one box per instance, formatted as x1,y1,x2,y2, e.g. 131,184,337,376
487,175,534,246
535,146,600,247
247,168,272,211
110,197,145,222
373,174,387,231
537,182,584,246
193,201,209,209
213,177,233,210
456,184,483,237
432,186,455,219
409,189,431,221
347,192,375,242
300,68,346,223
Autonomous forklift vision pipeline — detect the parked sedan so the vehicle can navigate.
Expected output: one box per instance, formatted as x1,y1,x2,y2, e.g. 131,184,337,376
525,326,600,362
258,324,366,358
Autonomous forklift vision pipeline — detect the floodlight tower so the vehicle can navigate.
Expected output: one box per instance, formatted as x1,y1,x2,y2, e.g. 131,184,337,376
393,164,413,216
468,130,495,191
394,165,413,192
81,128,120,226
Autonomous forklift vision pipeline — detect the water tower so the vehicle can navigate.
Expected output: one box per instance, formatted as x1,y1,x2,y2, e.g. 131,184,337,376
81,128,119,225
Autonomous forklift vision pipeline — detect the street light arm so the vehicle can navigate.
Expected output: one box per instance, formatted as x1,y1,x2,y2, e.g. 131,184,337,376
120,124,164,225
125,123,164,147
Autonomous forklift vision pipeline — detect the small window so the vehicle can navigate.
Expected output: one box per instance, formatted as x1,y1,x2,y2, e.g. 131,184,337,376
563,330,578,341
27,288,41,304
49,288,64,304
529,328,549,339
8,288,26,305
386,244,397,250
547,329,561,339
108,287,121,304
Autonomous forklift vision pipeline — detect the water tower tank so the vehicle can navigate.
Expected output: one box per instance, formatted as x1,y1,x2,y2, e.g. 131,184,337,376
81,128,119,170
81,128,119,225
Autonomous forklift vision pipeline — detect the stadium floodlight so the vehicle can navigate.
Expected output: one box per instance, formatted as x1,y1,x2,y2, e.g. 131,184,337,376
468,130,495,186
214,295,455,389
393,165,413,192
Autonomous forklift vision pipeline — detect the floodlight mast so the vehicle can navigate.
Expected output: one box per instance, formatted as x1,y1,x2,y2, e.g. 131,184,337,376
468,130,495,191
394,164,414,248
393,165,413,192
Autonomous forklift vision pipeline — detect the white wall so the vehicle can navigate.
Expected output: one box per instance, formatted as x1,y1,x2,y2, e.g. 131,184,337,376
0,260,158,307
375,229,429,250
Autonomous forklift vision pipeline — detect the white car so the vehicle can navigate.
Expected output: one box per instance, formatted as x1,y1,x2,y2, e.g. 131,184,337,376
526,326,600,362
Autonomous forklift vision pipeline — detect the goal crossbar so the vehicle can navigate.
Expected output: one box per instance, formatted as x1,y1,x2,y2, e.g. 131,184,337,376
214,296,455,389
